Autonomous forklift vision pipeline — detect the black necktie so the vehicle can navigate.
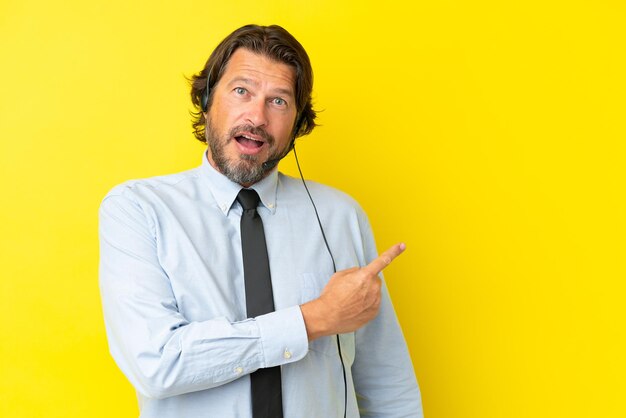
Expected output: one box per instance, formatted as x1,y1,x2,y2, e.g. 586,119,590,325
237,189,283,418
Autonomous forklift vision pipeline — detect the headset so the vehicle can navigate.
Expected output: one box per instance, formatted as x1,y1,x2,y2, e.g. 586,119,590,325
203,68,348,418
200,70,212,113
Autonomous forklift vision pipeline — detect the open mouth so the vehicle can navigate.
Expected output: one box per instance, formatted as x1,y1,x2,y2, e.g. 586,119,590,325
234,134,265,151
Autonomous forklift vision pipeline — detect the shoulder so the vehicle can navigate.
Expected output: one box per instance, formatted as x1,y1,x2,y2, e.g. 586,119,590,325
102,167,200,204
277,173,368,220
99,168,205,233
279,172,359,203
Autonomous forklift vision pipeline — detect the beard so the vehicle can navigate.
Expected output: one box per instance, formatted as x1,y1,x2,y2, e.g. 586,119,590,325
206,119,284,186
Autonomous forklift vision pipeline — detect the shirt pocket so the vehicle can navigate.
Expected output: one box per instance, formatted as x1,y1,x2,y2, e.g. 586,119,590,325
300,272,355,359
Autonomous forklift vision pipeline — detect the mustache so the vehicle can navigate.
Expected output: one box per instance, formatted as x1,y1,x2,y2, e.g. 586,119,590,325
228,125,275,146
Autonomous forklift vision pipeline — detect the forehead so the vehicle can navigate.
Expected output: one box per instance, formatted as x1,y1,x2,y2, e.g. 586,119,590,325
220,48,296,94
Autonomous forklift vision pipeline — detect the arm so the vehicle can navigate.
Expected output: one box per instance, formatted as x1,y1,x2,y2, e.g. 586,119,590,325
99,193,308,399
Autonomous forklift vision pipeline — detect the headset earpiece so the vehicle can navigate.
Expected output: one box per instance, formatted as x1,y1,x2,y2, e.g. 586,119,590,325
284,114,301,152
201,73,211,113
292,112,304,140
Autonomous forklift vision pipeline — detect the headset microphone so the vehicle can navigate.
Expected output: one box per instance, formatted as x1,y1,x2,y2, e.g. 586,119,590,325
261,140,295,171
261,158,281,171
261,112,302,170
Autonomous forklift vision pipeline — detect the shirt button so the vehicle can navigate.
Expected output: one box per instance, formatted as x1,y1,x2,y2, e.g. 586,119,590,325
268,203,275,208
283,350,292,359
221,204,227,211
234,366,243,374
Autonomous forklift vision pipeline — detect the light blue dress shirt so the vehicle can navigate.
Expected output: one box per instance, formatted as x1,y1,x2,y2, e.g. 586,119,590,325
99,152,423,417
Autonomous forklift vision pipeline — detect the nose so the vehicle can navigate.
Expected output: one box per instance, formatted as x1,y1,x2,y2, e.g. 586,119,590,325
244,98,268,128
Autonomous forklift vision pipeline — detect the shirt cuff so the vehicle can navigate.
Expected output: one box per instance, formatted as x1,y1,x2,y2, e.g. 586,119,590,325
255,305,309,368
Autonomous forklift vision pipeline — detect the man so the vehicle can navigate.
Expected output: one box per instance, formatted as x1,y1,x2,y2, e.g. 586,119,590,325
99,24,423,417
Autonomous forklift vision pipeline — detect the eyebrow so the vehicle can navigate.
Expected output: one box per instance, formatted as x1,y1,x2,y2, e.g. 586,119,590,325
228,77,295,98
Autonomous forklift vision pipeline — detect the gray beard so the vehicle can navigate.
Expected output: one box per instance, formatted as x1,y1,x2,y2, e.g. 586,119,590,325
206,122,281,186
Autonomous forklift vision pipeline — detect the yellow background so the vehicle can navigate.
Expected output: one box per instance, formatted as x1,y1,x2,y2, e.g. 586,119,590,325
1,1,624,416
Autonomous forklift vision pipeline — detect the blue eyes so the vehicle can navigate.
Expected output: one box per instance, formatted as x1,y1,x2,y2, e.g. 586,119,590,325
232,87,287,107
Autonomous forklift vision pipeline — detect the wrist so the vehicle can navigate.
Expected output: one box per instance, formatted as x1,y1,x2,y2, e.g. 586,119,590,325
300,299,332,341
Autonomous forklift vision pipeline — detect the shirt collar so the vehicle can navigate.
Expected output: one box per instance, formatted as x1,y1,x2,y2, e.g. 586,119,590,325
200,150,278,216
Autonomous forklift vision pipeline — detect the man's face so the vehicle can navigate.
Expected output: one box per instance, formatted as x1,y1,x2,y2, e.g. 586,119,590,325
205,48,298,186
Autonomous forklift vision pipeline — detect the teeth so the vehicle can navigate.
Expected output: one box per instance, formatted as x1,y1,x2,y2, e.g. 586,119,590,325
240,134,260,142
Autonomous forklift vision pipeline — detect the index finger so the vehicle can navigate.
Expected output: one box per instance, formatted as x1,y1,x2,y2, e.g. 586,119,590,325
363,243,406,276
